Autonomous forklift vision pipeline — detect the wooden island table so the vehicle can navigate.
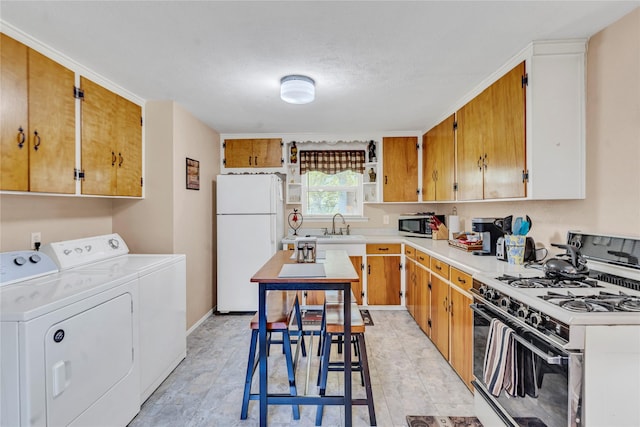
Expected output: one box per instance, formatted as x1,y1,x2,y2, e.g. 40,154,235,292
250,249,359,426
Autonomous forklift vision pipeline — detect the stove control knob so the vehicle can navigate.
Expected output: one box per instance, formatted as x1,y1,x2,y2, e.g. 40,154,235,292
483,288,496,300
516,304,529,319
498,296,510,308
14,256,26,266
528,312,542,328
478,285,488,296
29,254,41,263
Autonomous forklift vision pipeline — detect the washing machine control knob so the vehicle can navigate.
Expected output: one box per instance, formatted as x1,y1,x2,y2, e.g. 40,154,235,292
14,256,26,266
30,254,41,263
108,238,119,249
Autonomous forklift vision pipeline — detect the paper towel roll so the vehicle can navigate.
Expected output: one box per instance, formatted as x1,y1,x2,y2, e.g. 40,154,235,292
448,215,460,240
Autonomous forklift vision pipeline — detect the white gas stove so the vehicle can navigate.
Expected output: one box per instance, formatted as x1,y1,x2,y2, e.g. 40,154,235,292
472,231,640,427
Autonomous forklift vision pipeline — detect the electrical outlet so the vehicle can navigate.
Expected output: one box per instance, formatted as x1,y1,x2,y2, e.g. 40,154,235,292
31,232,41,249
383,215,389,225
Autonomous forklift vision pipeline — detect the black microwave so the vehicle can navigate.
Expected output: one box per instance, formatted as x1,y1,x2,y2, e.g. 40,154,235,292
398,213,446,238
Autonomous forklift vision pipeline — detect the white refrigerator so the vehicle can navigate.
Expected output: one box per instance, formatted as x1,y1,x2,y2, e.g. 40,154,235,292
216,174,284,312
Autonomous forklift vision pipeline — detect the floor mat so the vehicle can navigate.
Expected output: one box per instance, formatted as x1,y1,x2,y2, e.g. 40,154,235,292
360,309,374,326
406,416,546,427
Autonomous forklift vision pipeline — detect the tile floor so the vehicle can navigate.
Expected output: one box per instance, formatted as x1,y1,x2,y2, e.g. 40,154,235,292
128,310,474,427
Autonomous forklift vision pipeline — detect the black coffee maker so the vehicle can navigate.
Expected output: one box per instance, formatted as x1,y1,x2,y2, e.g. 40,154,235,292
471,218,503,256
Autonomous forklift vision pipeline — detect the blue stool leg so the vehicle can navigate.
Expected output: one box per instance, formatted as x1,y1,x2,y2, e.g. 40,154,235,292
293,296,307,357
315,331,332,426
240,329,258,419
282,329,300,420
358,333,377,426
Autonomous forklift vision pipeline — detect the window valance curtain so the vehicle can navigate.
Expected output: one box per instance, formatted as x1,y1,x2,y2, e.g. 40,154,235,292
299,150,365,175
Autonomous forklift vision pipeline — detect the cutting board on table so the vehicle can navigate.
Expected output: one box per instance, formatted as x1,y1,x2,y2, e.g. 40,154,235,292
278,263,326,278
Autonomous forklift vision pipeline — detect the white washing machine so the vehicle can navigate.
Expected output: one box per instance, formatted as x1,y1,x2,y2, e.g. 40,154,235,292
41,234,187,403
0,251,140,427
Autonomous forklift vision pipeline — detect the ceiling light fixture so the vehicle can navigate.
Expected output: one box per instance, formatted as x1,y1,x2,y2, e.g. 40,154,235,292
280,75,315,104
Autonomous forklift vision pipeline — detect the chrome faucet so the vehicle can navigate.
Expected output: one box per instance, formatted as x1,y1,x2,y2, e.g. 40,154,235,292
332,213,346,235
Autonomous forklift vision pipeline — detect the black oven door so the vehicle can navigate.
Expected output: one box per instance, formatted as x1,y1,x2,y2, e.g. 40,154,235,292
472,302,583,427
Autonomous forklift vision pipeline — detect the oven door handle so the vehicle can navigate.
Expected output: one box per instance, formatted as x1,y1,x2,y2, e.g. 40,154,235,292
471,303,569,366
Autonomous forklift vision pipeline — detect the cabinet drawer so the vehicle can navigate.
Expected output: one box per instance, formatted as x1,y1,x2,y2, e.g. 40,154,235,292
416,250,430,269
430,257,450,279
366,243,401,255
404,245,416,259
451,267,472,291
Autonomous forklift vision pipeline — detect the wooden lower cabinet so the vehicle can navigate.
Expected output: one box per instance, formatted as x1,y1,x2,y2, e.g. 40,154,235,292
415,264,429,333
405,257,417,318
429,273,450,359
450,286,474,390
367,255,401,305
306,255,363,305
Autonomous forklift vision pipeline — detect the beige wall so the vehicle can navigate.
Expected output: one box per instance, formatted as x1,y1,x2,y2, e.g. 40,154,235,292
0,195,113,251
113,101,220,329
171,103,219,328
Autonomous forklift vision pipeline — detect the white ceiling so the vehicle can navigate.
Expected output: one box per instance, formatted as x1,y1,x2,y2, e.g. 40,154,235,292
2,1,638,135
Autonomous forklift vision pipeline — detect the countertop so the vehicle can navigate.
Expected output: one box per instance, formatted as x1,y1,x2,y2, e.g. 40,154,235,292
283,233,535,278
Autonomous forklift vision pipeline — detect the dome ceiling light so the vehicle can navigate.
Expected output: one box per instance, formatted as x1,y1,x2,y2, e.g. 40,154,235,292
280,75,315,104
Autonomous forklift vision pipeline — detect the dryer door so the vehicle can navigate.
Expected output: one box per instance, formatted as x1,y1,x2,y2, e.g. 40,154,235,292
45,292,134,426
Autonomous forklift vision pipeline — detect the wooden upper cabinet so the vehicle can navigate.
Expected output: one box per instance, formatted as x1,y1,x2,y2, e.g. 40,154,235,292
422,114,455,201
382,136,419,202
115,95,142,197
28,49,76,194
81,77,117,195
1,33,29,191
1,34,75,194
484,62,526,199
80,77,142,196
457,62,526,201
224,138,282,168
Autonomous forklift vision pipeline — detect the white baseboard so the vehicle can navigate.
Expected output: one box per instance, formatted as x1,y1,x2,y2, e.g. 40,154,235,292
187,308,213,336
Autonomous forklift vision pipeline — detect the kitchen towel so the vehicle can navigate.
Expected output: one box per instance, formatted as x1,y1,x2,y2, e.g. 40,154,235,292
483,318,517,397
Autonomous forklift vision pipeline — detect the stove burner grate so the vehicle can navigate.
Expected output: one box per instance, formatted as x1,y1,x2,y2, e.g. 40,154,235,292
496,274,601,289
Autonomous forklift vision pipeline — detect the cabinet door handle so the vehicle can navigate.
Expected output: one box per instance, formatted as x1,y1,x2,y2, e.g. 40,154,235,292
17,126,25,148
249,156,252,165
484,153,488,170
118,153,124,167
367,264,371,275
418,256,425,261
458,276,466,284
450,300,454,316
378,247,389,251
435,170,438,181
385,175,388,185
254,156,258,166
443,296,448,311
435,264,441,271
112,151,116,166
477,156,482,171
33,130,41,151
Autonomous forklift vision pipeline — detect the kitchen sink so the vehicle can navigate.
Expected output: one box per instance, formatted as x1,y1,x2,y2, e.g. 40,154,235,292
305,234,366,243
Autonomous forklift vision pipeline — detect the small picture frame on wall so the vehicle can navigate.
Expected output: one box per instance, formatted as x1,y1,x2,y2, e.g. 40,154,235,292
186,158,200,190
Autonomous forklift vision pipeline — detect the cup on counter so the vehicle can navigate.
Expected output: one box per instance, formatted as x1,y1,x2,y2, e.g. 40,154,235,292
505,235,526,265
